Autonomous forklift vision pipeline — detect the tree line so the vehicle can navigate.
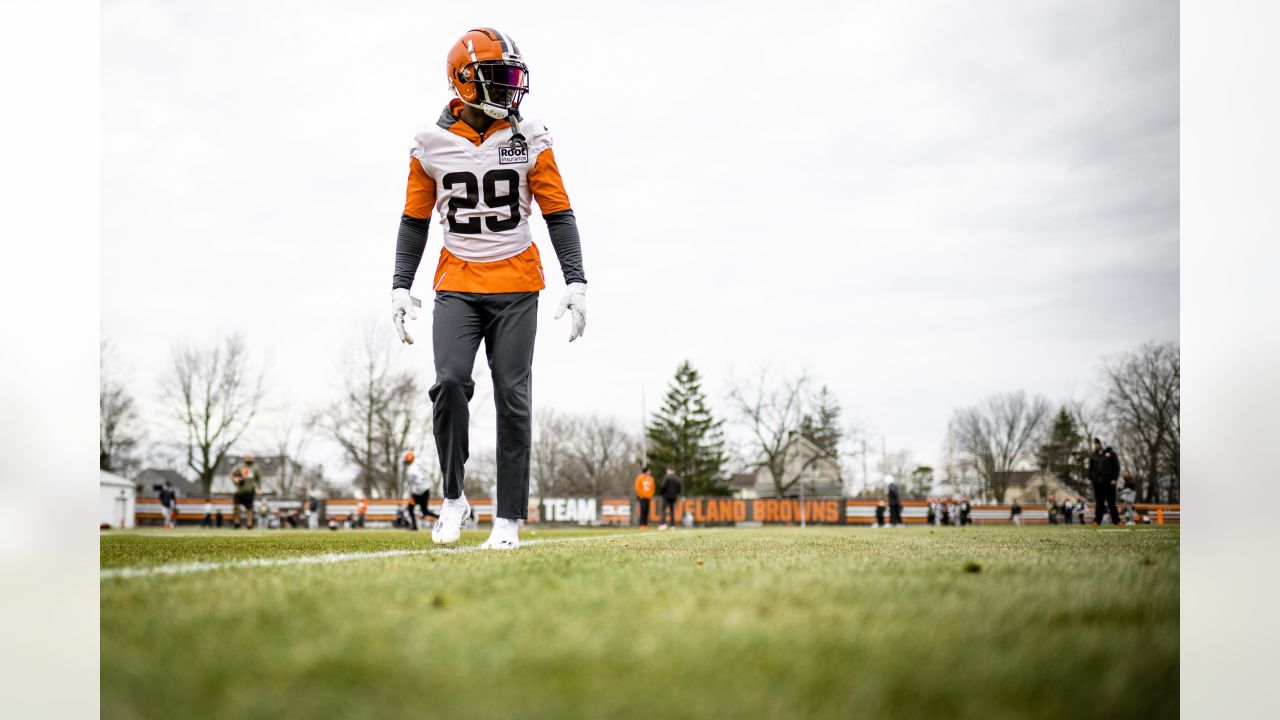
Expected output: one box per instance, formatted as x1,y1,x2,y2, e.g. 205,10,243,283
945,341,1180,503
101,330,1178,503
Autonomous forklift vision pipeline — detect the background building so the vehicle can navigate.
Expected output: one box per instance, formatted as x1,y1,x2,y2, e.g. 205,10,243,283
100,470,135,529
752,434,843,498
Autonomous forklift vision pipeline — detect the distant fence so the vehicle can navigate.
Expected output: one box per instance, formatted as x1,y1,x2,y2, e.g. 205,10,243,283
135,496,1180,528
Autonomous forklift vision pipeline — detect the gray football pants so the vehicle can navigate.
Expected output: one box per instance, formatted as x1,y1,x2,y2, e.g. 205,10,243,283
430,291,537,520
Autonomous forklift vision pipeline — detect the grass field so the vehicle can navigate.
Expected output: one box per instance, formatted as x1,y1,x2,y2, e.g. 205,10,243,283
101,525,1179,719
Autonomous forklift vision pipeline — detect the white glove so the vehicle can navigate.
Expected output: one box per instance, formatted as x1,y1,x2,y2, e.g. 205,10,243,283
553,282,587,342
391,288,422,344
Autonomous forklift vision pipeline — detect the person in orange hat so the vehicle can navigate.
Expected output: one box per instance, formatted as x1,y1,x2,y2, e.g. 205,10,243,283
634,464,655,528
402,450,438,531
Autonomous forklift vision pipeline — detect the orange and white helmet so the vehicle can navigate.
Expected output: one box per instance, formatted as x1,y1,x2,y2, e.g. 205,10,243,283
446,27,529,120
403,450,415,464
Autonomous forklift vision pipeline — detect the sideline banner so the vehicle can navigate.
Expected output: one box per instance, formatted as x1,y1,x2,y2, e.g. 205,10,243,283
620,497,846,526
135,496,1179,527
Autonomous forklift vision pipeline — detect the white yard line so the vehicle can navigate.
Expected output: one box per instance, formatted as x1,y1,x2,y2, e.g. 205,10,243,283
101,531,665,581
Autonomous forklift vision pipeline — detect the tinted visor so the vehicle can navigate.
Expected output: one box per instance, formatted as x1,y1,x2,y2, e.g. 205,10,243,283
477,63,529,90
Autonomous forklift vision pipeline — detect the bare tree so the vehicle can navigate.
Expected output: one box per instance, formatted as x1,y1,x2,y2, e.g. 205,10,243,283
1103,341,1180,502
161,334,265,496
533,411,639,497
532,409,576,496
1067,393,1110,462
728,368,823,496
836,417,869,496
376,373,431,498
318,325,429,498
266,414,313,499
949,390,1052,503
568,415,640,497
877,447,917,492
100,339,143,475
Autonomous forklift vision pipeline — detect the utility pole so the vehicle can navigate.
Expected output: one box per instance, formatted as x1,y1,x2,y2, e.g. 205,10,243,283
640,382,647,461
800,463,810,529
861,439,868,497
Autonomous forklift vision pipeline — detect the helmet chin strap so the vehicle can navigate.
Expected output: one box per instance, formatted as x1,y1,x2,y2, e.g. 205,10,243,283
478,101,509,120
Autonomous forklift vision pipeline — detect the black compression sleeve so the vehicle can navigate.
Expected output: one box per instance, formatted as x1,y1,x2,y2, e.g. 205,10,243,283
392,215,430,291
543,209,587,285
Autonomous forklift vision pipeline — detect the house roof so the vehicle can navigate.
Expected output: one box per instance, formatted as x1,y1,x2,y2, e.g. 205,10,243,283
100,470,132,488
214,454,291,476
134,468,202,497
728,472,758,489
1004,470,1039,487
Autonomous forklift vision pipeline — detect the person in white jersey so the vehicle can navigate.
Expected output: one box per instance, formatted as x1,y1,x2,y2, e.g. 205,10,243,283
390,28,587,550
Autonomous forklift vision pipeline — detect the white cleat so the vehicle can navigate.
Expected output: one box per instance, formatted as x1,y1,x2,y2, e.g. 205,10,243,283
480,517,520,550
431,495,470,544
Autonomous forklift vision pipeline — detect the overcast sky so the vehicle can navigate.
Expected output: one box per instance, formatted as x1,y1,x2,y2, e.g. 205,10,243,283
101,0,1178,486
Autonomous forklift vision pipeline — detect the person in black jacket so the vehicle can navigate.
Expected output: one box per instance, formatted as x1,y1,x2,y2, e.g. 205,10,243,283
157,481,178,529
658,468,682,530
886,475,902,527
1098,446,1123,525
1087,438,1106,524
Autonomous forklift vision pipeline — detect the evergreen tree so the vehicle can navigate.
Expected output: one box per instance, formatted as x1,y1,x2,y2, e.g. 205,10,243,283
799,385,842,459
646,361,729,495
910,465,935,496
1036,407,1087,495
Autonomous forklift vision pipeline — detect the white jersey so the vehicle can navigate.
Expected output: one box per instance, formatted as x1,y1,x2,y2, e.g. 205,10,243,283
405,464,431,495
410,116,554,264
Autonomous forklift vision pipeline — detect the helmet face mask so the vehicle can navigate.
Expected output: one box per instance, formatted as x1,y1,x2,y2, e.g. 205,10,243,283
465,61,529,117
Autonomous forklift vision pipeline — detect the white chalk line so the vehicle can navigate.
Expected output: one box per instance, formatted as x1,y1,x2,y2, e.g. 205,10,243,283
101,531,666,581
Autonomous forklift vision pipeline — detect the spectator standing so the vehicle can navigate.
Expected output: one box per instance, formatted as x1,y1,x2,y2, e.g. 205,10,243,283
1120,472,1137,525
1087,439,1108,525
1074,496,1086,525
1010,499,1023,526
306,494,321,530
356,497,369,529
1098,446,1123,525
959,496,971,526
1063,498,1074,525
875,500,886,528
1047,496,1059,525
634,465,655,528
658,468,682,530
886,475,903,527
926,498,937,526
158,480,178,529
232,453,260,529
255,497,271,528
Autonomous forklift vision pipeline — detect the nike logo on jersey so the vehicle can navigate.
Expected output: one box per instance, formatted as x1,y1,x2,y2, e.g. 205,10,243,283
499,145,529,165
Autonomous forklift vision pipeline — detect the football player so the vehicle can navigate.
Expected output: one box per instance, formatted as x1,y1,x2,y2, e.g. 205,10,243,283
390,28,587,550
401,450,438,531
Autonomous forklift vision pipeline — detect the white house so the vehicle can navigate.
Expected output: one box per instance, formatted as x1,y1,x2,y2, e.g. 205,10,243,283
100,470,136,529
753,433,843,498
